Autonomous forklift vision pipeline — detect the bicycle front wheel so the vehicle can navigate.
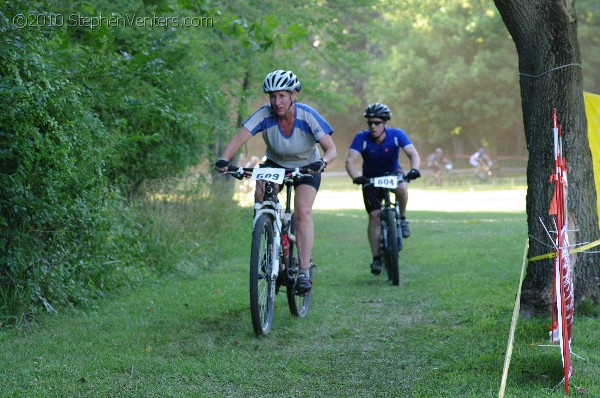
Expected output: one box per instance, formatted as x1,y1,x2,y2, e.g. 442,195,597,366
384,208,400,286
286,212,311,317
249,214,276,335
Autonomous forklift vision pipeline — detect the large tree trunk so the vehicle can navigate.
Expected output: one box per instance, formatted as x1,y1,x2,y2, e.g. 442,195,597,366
494,0,600,315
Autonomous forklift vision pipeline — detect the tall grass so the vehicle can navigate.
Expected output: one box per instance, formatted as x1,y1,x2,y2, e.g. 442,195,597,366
136,176,251,277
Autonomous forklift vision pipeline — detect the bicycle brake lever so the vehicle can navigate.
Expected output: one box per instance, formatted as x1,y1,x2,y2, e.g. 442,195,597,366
225,166,246,180
291,167,312,178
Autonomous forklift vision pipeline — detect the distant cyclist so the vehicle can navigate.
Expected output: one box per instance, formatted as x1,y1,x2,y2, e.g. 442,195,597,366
469,147,493,180
215,69,337,294
345,103,421,275
426,147,451,185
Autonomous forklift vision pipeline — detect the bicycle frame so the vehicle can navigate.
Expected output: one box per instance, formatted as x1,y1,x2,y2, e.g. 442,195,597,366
252,178,295,281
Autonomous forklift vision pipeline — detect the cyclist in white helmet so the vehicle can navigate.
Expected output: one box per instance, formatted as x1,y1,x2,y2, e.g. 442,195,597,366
215,69,337,294
345,103,421,276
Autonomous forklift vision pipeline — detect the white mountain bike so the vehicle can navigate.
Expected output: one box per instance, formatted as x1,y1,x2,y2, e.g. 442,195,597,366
225,165,314,335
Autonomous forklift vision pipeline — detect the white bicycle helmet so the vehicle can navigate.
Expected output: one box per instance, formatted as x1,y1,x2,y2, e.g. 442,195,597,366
262,70,301,93
363,102,392,120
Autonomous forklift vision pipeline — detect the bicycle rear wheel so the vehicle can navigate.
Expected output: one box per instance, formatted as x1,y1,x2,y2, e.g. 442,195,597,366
249,214,276,335
286,212,311,317
384,208,400,286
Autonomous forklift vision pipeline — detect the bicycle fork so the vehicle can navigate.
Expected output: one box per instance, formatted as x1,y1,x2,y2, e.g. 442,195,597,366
381,203,402,252
253,201,283,281
394,202,403,251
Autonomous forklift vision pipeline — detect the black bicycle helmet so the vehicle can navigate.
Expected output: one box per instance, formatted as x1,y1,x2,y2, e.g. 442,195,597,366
363,103,392,120
262,70,301,93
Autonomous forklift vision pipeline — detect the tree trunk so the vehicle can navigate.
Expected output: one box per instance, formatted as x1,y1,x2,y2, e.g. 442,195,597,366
494,0,600,315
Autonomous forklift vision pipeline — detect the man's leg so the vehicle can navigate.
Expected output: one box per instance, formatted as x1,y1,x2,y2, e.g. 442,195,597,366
396,183,411,238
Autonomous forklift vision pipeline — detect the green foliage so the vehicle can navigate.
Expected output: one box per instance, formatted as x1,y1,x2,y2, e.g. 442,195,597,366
576,298,600,317
578,0,600,93
366,0,522,156
0,0,147,323
46,0,222,198
0,0,271,323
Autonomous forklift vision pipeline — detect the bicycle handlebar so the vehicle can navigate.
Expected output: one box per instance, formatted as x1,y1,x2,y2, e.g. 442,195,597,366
224,165,313,181
362,174,410,187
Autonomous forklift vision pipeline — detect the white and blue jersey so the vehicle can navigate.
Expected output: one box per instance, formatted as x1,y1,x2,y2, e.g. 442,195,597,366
349,128,412,178
242,102,334,168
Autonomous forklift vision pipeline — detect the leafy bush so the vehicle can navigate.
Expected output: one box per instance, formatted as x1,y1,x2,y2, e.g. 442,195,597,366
0,2,147,324
0,0,303,324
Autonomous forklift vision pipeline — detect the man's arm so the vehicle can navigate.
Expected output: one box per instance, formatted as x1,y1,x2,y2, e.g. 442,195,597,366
345,149,362,179
403,144,421,170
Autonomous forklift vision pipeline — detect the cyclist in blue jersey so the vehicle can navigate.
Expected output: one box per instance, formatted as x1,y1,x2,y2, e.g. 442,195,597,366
215,70,337,294
345,103,421,275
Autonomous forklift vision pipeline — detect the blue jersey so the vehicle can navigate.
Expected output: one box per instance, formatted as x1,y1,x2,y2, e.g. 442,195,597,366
242,102,333,168
349,128,412,178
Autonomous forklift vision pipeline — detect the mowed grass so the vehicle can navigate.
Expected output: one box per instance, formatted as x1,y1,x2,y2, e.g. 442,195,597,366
0,199,598,397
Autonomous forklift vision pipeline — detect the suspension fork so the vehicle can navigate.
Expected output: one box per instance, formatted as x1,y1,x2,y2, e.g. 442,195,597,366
272,181,294,278
252,181,283,280
381,189,398,246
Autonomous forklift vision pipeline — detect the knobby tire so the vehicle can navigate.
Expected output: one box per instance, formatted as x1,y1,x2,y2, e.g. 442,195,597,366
249,214,276,335
385,208,400,286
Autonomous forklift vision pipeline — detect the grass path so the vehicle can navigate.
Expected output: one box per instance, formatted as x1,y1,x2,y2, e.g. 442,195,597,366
1,208,598,397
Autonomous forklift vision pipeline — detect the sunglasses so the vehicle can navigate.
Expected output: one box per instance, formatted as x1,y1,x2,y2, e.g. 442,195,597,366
367,120,384,126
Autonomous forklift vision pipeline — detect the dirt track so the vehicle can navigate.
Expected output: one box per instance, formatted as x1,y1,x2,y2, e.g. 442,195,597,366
314,188,526,212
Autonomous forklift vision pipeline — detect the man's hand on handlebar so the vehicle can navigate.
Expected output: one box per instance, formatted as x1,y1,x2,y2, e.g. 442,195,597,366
406,168,421,181
353,176,369,185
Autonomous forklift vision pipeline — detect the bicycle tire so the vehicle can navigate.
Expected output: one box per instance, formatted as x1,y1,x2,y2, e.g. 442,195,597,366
385,208,400,286
286,212,311,317
380,216,392,282
380,213,394,282
249,214,276,335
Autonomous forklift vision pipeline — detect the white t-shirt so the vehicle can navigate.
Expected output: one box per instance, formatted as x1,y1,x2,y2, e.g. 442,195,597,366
242,102,333,168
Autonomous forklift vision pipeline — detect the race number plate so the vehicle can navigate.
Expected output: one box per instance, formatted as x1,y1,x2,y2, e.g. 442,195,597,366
373,176,397,189
251,168,284,184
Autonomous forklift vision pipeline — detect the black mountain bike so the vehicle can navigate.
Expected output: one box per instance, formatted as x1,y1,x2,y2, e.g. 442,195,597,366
363,174,408,286
225,165,313,335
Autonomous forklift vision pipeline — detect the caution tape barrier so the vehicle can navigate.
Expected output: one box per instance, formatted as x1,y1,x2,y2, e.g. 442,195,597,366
527,237,600,262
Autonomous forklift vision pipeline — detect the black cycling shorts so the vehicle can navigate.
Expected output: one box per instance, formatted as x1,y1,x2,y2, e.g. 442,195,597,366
361,169,405,213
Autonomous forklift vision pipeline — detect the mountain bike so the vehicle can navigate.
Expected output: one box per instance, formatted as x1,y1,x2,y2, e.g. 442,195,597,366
363,174,408,286
473,160,496,182
224,165,314,335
